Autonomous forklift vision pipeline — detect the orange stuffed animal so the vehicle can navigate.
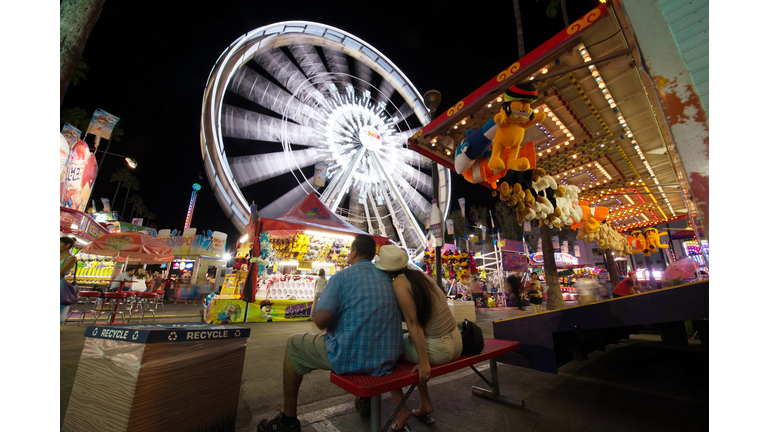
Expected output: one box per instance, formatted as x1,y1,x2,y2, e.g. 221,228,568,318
487,83,546,172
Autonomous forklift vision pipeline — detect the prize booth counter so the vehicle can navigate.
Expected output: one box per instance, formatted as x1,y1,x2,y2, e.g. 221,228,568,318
530,252,606,301
204,193,390,324
170,255,228,301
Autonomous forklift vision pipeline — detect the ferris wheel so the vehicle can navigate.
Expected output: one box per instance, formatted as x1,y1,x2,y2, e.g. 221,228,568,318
201,21,450,255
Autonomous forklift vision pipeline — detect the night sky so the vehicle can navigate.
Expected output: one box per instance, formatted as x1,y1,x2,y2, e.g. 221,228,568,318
61,0,601,244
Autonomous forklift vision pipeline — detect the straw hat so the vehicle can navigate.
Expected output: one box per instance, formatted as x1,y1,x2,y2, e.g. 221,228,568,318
375,245,408,271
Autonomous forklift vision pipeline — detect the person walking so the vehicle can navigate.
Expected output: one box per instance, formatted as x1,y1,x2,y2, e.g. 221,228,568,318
256,235,403,432
309,268,327,320
375,245,462,430
528,274,543,313
60,237,78,329
505,275,527,316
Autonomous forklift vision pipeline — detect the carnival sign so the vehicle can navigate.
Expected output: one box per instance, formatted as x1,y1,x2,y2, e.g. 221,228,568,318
502,251,529,272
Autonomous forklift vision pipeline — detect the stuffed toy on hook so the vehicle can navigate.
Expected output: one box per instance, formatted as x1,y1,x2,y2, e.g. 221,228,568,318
643,227,669,254
488,83,546,172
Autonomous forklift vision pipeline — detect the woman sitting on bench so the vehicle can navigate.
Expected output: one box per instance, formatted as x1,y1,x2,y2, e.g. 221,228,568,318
375,246,464,431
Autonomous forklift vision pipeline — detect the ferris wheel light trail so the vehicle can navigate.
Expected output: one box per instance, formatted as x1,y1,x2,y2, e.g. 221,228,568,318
201,21,450,255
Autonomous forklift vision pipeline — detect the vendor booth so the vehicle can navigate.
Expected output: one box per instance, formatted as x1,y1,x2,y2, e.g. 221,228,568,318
204,193,389,324
60,206,114,286
157,228,228,303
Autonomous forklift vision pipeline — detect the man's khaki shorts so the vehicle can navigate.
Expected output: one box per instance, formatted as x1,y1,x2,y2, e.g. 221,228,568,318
286,333,332,375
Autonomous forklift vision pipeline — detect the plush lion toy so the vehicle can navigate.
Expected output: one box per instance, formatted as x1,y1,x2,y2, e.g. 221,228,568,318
488,83,547,172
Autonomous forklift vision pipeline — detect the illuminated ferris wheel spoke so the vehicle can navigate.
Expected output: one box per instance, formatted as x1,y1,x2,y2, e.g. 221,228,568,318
229,67,322,126
201,21,450,255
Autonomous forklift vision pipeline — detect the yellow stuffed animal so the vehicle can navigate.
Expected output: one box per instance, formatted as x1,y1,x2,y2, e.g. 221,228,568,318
643,227,668,254
488,83,547,172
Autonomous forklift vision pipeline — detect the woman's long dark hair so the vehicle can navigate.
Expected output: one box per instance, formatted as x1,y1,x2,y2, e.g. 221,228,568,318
507,275,524,310
391,268,434,328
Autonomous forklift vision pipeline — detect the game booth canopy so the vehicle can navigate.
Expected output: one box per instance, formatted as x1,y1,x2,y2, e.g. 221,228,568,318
407,0,707,249
204,193,395,324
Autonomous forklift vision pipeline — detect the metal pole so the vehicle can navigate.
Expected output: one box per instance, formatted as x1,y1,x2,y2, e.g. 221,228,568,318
432,161,442,291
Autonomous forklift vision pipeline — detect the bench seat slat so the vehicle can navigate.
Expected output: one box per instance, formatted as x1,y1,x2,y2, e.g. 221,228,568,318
330,339,520,397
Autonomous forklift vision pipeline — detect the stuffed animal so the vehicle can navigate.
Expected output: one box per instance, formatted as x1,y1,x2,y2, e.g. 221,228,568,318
628,230,647,255
487,84,546,172
643,227,669,254
454,117,498,174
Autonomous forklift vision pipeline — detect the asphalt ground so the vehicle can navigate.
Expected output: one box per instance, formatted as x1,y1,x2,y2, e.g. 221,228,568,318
60,300,708,431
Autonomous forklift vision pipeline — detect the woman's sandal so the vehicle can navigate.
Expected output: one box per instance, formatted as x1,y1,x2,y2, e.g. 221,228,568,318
391,421,413,431
411,409,436,425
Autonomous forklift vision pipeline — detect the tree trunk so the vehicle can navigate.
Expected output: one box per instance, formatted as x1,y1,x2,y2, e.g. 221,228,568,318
60,0,106,106
541,224,565,310
122,186,131,219
512,0,525,59
111,180,122,209
561,0,570,28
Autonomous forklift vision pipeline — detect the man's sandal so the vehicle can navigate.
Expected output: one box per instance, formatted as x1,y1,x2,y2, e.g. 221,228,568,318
411,409,436,425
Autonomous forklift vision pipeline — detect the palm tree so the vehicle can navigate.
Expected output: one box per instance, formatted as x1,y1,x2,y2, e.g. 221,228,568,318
512,0,525,58
128,195,144,221
538,0,570,28
60,107,91,131
60,0,106,105
144,209,156,227
109,168,132,207
541,223,565,310
121,175,140,220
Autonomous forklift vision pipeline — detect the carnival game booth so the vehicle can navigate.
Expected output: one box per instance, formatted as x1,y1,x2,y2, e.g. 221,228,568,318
528,252,586,301
157,228,228,303
60,206,114,287
205,193,390,324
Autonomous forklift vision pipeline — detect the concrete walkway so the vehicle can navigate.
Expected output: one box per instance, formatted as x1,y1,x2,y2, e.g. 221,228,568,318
60,301,708,431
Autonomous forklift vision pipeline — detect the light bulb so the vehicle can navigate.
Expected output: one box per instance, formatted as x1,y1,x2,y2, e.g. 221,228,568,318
496,96,502,103
541,67,548,74
584,56,591,62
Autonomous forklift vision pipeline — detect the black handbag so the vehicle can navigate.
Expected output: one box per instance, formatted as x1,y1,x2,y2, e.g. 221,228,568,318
60,258,79,306
460,318,485,355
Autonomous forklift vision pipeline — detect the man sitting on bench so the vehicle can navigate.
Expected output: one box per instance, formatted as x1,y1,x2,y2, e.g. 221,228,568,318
257,235,404,432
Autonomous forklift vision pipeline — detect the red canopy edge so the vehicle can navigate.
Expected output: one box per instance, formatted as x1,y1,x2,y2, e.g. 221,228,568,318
259,194,391,246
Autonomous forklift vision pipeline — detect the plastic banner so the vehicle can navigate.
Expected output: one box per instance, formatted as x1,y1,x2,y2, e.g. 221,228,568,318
574,245,581,257
458,198,466,217
101,198,111,212
524,221,531,232
86,108,120,140
446,219,454,235
159,229,228,258
61,139,98,212
500,239,526,254
61,123,81,149
204,299,247,324
246,299,313,322
313,163,328,187
132,218,144,226
482,226,486,240
552,235,560,249
502,251,529,272
537,238,542,252
562,240,569,255
60,134,70,184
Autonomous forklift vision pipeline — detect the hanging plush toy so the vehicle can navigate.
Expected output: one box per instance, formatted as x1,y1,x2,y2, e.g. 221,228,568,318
488,84,547,172
643,227,669,254
454,117,497,174
628,230,647,255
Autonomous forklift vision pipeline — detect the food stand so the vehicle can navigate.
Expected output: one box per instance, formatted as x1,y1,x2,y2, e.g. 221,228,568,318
156,228,228,303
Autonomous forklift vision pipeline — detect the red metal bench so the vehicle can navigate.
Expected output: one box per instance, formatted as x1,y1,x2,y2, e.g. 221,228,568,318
331,338,523,432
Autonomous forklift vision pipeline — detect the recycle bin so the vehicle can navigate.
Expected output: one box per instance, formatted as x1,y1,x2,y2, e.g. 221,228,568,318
62,322,251,432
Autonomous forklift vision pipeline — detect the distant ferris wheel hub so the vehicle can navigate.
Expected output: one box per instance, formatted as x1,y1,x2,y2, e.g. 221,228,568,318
200,21,451,255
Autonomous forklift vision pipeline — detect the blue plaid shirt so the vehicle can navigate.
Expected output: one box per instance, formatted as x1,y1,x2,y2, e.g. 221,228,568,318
315,259,403,376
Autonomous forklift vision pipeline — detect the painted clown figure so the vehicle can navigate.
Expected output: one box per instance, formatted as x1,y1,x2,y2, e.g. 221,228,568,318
259,299,274,322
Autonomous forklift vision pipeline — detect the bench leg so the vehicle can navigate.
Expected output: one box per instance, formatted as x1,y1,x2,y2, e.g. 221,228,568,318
380,384,417,432
370,394,381,432
470,358,525,409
